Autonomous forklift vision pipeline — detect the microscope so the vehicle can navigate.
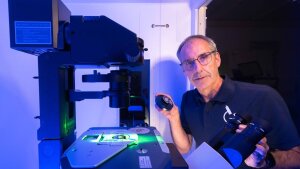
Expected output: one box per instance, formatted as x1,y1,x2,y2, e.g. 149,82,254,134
8,0,188,168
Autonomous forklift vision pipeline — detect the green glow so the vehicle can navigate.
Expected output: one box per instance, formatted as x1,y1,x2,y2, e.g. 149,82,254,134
100,133,138,143
82,134,100,143
156,135,164,144
61,106,75,137
130,95,140,98
138,135,157,144
62,118,75,136
82,133,138,144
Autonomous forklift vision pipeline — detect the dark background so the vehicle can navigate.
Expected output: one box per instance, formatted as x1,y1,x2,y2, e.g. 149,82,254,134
206,0,300,134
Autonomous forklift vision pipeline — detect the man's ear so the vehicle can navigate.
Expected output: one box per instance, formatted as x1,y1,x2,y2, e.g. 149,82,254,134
215,52,221,68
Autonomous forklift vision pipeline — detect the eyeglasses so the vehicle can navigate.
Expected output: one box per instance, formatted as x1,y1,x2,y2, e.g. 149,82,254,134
180,50,217,71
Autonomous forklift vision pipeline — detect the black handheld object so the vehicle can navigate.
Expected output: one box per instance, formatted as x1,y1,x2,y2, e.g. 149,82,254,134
155,95,173,111
209,114,251,150
218,119,272,168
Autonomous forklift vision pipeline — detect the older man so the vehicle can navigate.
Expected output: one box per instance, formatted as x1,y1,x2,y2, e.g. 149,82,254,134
156,35,300,168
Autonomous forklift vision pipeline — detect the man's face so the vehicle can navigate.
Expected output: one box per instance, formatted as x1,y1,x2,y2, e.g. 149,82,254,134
179,38,221,94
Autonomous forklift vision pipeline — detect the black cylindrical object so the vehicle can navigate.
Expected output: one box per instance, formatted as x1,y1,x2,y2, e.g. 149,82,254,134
218,120,271,168
209,114,249,150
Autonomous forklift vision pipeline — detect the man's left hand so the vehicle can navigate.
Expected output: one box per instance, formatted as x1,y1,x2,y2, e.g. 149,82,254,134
237,124,269,168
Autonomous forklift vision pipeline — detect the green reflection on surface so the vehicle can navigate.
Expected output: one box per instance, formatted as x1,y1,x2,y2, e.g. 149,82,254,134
138,135,157,144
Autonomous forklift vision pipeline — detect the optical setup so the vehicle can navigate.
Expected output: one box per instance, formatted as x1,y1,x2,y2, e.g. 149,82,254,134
8,0,189,168
8,0,273,169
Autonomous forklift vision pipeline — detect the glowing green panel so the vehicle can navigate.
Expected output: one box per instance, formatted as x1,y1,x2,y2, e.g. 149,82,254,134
138,135,157,144
82,135,100,142
82,133,138,144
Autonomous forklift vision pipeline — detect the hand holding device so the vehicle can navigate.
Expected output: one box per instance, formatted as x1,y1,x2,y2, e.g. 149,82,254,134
155,94,174,111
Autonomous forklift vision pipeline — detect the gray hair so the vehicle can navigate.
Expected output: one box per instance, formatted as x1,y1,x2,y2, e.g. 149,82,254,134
176,35,218,60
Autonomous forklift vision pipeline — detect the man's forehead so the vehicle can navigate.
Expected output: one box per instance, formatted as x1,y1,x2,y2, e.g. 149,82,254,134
183,38,209,48
180,39,209,59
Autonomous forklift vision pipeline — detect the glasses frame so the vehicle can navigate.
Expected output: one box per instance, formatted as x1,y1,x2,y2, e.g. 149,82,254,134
180,50,217,71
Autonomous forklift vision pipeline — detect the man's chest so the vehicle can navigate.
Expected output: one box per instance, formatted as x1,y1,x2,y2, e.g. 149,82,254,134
186,99,259,143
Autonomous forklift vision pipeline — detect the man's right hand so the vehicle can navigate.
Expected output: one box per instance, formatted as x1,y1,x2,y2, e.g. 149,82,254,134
155,93,193,154
155,93,180,122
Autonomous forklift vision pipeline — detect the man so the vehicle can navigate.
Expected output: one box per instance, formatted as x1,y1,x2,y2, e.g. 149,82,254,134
156,35,300,168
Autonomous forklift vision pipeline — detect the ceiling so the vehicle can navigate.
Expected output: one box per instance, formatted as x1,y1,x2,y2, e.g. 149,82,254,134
206,0,300,22
63,0,191,4
62,0,210,9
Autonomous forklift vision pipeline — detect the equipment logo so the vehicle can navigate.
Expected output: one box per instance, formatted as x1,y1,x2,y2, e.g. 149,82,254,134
223,105,236,123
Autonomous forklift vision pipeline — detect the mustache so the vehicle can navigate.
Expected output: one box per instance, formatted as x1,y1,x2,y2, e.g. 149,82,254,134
192,71,211,79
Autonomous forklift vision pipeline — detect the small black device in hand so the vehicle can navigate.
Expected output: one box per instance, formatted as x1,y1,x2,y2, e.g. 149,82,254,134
155,95,173,111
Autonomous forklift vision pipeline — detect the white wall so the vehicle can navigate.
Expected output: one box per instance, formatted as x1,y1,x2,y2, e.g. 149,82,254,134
0,1,40,169
0,1,191,168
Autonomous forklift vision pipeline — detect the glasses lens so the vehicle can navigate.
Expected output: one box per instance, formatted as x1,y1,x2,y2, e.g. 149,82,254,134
198,53,211,65
182,61,194,71
197,51,216,65
180,51,216,71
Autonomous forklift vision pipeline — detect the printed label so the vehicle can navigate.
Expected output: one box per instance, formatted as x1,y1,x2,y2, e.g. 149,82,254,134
139,156,152,168
15,21,52,44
